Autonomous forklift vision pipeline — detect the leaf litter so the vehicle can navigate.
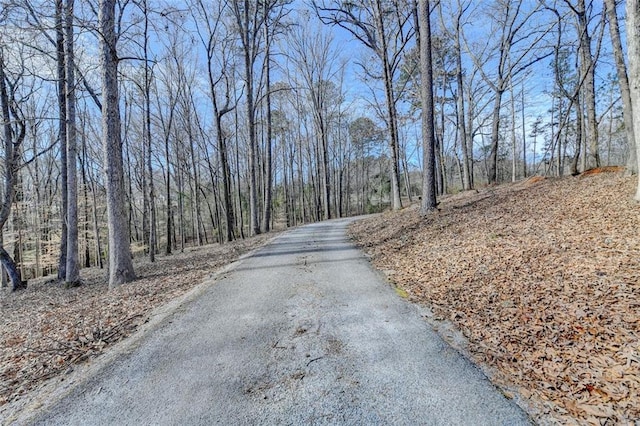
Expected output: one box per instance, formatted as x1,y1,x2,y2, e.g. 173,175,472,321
349,172,640,425
0,233,274,412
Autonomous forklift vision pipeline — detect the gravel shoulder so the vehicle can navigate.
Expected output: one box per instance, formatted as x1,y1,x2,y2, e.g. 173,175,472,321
20,219,529,425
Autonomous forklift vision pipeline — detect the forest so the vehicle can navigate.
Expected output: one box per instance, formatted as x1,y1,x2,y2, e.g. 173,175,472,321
0,0,638,290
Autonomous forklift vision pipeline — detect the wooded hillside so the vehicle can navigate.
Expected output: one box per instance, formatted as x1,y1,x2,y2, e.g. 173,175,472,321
351,170,640,424
0,0,638,290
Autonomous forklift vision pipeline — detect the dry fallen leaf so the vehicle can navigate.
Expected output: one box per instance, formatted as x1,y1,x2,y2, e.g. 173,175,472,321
0,233,275,410
350,172,640,424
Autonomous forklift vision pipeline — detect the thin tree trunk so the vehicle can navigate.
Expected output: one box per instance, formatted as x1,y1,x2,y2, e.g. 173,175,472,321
0,52,26,290
521,81,527,177
419,0,437,214
510,72,517,182
164,129,172,255
233,0,261,236
215,116,234,242
456,31,471,190
0,230,6,287
262,7,273,232
90,176,103,269
571,97,583,176
81,127,91,268
65,0,80,286
465,87,475,187
374,0,402,210
143,0,157,261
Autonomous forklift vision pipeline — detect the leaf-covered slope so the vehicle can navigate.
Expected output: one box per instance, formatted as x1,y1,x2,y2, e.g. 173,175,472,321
350,172,640,424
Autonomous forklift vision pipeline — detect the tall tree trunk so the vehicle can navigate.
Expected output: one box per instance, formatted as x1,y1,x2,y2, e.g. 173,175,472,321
81,128,91,268
246,65,260,234
455,30,471,190
488,88,504,184
521,82,527,177
262,28,273,231
374,0,402,210
605,0,636,174
577,0,599,168
99,0,135,288
627,0,640,200
56,0,67,280
234,107,245,239
177,159,185,252
232,0,261,236
0,52,26,291
164,132,172,254
419,0,437,214
143,0,157,261
0,229,6,287
215,115,234,242
90,175,103,269
510,71,517,182
65,0,80,286
571,96,583,176
465,87,475,187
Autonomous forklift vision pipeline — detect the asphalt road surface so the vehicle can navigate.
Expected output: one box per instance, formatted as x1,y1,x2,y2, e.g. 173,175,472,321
29,218,531,425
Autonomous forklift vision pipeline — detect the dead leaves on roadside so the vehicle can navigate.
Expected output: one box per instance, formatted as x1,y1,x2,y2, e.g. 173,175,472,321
350,173,640,424
0,234,273,409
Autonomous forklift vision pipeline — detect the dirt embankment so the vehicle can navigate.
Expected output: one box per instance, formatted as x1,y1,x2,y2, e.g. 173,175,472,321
350,171,640,424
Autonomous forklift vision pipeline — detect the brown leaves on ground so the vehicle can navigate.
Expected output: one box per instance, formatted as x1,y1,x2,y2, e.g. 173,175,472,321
0,234,274,409
350,173,640,425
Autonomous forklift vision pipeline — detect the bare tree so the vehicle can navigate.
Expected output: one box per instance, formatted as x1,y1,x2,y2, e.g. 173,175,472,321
56,0,67,280
0,48,26,290
438,0,473,190
627,0,640,200
314,0,415,210
464,0,548,184
229,0,264,236
564,0,602,169
99,0,135,288
287,21,342,221
142,0,158,260
192,0,238,242
605,0,636,175
65,0,80,286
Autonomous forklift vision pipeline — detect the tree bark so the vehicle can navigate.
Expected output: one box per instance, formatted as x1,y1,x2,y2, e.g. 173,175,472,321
99,0,135,288
262,13,273,231
56,0,67,280
65,0,80,286
419,0,437,214
143,0,157,261
576,0,600,168
374,0,402,210
0,52,26,291
455,20,471,190
606,0,636,174
627,0,640,200
488,88,504,183
231,0,261,236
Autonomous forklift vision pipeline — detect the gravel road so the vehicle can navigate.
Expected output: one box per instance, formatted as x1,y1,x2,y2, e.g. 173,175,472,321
28,218,531,425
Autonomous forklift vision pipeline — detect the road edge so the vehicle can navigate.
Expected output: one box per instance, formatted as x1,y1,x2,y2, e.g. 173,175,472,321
3,232,285,426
